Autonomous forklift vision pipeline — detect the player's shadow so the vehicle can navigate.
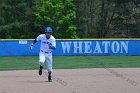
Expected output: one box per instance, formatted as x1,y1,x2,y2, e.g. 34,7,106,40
24,80,48,83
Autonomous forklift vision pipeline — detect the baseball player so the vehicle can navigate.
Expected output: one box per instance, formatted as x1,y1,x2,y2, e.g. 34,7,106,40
30,27,56,82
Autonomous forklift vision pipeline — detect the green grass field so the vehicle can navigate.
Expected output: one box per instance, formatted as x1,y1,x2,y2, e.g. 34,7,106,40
0,56,140,71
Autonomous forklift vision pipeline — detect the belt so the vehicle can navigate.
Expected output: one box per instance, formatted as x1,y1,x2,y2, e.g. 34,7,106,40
41,50,52,53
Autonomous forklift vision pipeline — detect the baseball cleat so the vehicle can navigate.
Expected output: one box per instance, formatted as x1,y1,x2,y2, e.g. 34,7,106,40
48,71,52,82
48,76,52,82
39,66,43,76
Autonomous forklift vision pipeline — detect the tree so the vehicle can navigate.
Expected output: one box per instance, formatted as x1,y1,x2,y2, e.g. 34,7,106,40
34,0,77,39
0,0,34,39
75,0,140,38
0,0,139,38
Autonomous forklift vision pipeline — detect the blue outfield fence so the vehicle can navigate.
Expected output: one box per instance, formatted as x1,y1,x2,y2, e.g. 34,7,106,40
0,39,140,56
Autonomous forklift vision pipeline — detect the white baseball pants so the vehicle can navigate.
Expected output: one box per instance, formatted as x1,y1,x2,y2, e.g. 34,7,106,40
39,51,52,72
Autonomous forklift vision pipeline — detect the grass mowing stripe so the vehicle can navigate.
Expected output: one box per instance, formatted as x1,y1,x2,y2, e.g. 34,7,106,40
0,56,140,70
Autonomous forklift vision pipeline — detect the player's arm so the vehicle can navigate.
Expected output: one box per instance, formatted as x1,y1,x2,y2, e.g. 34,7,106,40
49,38,56,50
30,38,37,50
30,35,42,50
31,38,37,46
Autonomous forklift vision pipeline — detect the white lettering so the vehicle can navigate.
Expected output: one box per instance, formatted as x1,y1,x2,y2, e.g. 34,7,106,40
74,41,83,53
61,41,129,55
111,41,120,53
93,41,102,53
120,41,128,53
102,41,110,53
19,40,27,44
61,42,71,53
84,41,92,53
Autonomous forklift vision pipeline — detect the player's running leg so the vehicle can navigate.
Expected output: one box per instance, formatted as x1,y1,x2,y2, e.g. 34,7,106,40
39,51,45,76
46,53,52,82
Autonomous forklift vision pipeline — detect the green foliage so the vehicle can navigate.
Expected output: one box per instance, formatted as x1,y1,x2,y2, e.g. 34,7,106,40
34,0,77,39
75,0,140,38
0,0,34,39
0,0,139,38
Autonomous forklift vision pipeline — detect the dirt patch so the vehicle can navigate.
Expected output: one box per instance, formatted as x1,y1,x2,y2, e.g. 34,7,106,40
0,68,140,93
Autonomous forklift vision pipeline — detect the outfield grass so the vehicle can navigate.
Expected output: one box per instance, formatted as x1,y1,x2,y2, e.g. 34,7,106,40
0,56,140,70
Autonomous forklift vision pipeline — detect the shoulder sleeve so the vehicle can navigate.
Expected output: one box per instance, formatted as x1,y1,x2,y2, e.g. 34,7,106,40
51,37,56,48
36,34,44,41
